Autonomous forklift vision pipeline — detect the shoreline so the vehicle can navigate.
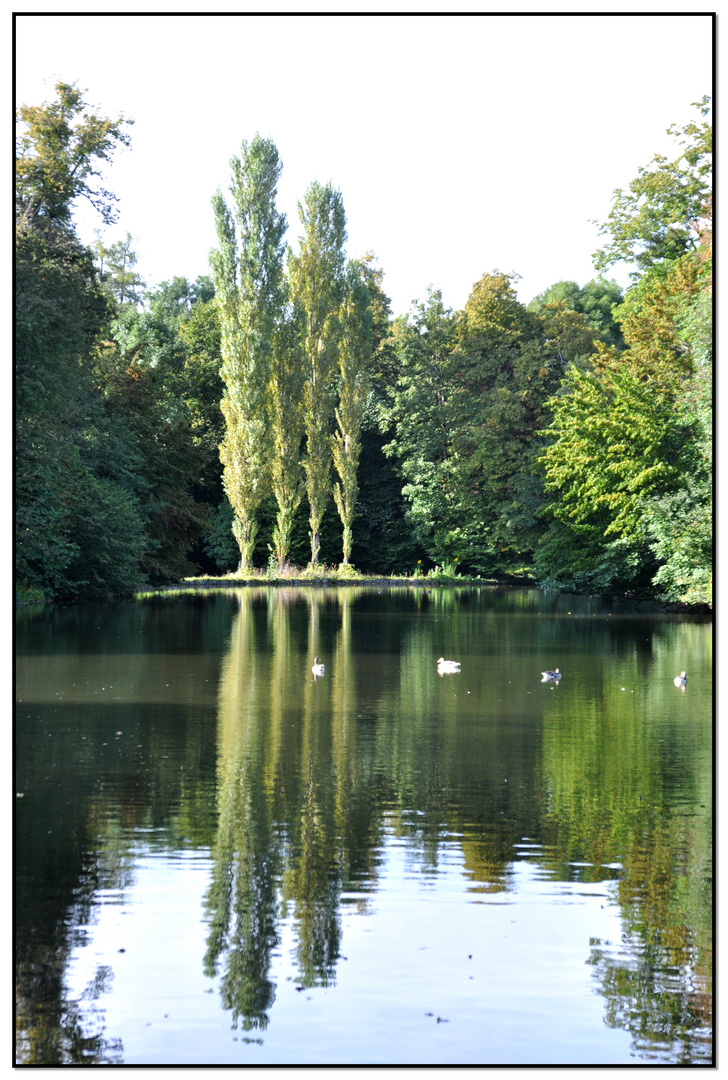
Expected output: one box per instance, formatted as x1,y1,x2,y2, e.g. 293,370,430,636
139,576,712,615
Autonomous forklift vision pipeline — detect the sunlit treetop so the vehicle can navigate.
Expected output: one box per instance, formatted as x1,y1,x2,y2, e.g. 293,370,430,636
16,80,133,233
592,96,711,278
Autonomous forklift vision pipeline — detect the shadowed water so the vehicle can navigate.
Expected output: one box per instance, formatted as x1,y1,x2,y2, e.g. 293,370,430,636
15,586,712,1065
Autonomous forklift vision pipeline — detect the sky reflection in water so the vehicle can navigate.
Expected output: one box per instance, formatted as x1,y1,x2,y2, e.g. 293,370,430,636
15,587,712,1065
64,835,634,1066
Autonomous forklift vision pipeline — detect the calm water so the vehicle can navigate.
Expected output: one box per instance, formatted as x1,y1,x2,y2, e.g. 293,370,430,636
15,586,713,1065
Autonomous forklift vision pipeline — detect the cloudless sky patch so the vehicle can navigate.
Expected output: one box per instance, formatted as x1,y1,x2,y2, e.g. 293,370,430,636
15,12,713,316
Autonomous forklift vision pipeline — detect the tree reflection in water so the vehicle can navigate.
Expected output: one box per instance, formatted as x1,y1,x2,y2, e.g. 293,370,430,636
201,587,711,1058
15,587,712,1062
203,590,280,1030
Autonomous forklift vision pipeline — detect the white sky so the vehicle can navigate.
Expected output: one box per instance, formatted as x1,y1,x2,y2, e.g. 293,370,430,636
14,10,714,316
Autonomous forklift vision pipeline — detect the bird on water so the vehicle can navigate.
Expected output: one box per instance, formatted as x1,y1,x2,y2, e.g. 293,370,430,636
437,657,461,674
541,668,562,682
312,657,326,679
674,671,687,688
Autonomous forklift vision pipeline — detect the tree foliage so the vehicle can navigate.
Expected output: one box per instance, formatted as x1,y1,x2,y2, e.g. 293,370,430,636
332,262,375,566
16,84,711,605
381,274,600,575
528,277,625,349
381,288,461,564
543,364,692,539
210,135,288,570
592,97,711,277
15,82,146,600
92,230,146,308
268,304,306,569
537,106,712,603
288,180,348,566
16,81,132,232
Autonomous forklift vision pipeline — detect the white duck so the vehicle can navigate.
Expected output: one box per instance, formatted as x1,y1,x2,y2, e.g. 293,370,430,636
437,657,461,674
311,657,326,679
673,671,687,688
541,668,562,682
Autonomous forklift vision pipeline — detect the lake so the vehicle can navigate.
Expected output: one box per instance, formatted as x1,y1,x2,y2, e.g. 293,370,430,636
15,585,713,1065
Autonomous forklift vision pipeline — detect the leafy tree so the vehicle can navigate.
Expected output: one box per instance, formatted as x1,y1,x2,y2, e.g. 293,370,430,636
288,180,347,566
210,136,288,570
100,290,218,584
640,238,712,604
607,253,701,387
92,230,145,307
452,272,599,573
15,82,146,599
332,262,375,566
352,251,393,371
350,410,421,575
536,242,710,601
15,233,151,599
536,363,694,590
380,274,597,575
646,478,712,605
528,277,625,349
592,96,711,277
146,274,216,325
345,255,419,574
381,288,461,563
577,277,626,349
536,100,713,602
178,290,225,502
268,304,306,569
535,297,602,367
16,80,132,232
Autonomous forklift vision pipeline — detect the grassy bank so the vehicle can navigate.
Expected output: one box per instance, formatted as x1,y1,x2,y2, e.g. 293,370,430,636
140,561,518,595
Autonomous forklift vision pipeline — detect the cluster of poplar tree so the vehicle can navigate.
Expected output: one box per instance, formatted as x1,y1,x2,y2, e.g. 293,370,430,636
15,83,712,606
209,137,377,572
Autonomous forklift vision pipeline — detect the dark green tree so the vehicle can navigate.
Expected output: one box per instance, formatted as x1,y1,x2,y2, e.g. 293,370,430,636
446,272,571,573
381,288,461,565
15,227,147,598
15,81,145,600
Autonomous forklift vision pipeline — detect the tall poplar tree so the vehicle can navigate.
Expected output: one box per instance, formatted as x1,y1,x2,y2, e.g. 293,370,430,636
288,181,347,567
210,136,287,571
332,262,375,566
268,303,306,569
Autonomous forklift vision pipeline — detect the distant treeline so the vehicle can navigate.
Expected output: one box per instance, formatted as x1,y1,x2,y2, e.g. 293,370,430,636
15,83,712,605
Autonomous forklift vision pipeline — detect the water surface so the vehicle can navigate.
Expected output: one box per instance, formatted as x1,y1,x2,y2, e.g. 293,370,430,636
15,586,713,1065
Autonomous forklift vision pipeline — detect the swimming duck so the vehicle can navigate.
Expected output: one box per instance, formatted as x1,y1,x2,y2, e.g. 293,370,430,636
311,657,326,678
673,671,687,687
437,657,461,674
541,668,562,682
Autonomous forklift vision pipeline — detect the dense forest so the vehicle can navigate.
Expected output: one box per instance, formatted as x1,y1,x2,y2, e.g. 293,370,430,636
15,82,712,606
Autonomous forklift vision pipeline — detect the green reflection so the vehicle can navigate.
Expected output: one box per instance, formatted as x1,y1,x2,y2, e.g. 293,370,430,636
15,598,224,1062
16,588,712,1062
537,622,712,1061
203,591,280,1030
201,587,712,1057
